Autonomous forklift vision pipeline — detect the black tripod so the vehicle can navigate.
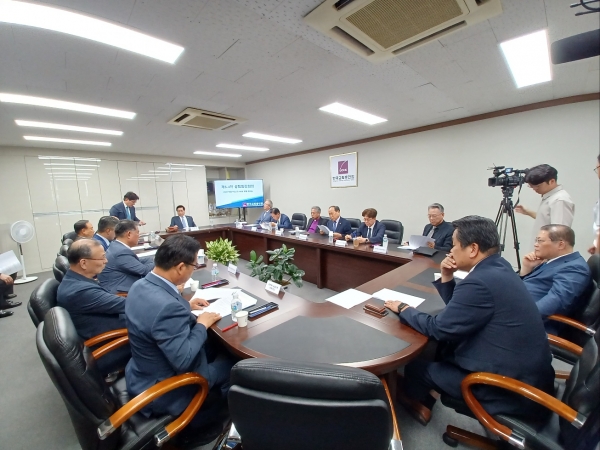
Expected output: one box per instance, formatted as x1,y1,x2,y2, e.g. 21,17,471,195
494,186,522,271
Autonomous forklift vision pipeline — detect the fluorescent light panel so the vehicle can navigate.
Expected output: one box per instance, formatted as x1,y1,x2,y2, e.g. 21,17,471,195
169,163,204,167
44,163,99,167
319,102,387,125
1,94,135,119
24,136,111,146
16,120,123,135
216,144,268,152
38,156,101,161
0,1,184,64
500,30,552,88
242,132,302,144
194,151,241,158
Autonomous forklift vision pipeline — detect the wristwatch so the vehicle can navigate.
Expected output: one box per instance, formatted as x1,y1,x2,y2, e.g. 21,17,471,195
365,238,369,243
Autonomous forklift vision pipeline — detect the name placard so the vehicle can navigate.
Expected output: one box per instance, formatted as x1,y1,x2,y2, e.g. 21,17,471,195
335,240,347,247
373,245,387,254
298,234,308,241
265,280,282,294
275,229,283,236
228,263,238,274
236,223,243,229
251,226,257,232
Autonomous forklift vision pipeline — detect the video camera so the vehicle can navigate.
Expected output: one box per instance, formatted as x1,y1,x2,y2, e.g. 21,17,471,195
488,166,528,188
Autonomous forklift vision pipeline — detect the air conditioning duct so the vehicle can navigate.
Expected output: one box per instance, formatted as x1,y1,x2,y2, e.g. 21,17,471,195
168,108,246,131
304,0,502,63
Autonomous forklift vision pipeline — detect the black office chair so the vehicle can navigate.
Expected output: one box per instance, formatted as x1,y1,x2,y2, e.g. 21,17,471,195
53,255,69,282
37,307,220,450
62,231,77,243
381,220,404,244
27,278,60,327
588,254,599,285
441,330,600,449
291,213,307,230
63,238,74,247
347,218,361,234
228,358,400,450
58,244,70,257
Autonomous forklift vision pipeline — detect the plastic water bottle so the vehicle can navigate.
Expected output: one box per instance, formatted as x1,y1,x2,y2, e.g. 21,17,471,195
231,292,242,322
211,263,219,281
328,231,334,243
382,234,389,250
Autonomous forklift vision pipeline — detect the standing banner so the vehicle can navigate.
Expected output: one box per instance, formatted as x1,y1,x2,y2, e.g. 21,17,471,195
329,152,357,188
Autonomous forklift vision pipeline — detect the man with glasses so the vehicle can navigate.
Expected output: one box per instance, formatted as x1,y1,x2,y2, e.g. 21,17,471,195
255,199,273,224
98,220,154,294
422,203,454,252
57,239,129,374
346,208,386,245
520,224,592,335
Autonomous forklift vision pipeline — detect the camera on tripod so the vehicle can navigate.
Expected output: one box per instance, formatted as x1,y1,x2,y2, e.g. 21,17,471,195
488,166,528,188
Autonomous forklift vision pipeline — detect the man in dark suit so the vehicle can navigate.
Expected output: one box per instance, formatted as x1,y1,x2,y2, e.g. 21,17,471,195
385,216,554,425
0,272,19,318
93,216,119,251
520,224,593,334
270,208,292,230
97,220,154,294
109,192,146,225
306,206,328,233
346,208,386,245
323,205,352,239
125,234,234,426
57,239,129,374
74,219,95,239
255,199,273,224
170,205,197,229
422,203,454,252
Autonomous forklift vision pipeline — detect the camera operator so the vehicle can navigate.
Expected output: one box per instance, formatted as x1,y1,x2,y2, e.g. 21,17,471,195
514,164,574,236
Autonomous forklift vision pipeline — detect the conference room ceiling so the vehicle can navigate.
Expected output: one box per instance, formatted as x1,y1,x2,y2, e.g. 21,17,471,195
0,0,598,163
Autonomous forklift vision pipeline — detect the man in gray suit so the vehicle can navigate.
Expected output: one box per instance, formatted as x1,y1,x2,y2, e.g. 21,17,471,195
125,234,234,427
97,220,154,294
255,199,273,224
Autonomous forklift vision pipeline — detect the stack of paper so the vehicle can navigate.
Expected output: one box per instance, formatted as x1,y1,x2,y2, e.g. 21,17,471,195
370,288,425,308
137,249,158,258
191,289,257,316
325,289,372,309
398,235,435,250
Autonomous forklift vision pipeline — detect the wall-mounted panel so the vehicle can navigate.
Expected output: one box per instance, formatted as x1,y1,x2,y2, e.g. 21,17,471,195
186,166,209,226
98,160,122,213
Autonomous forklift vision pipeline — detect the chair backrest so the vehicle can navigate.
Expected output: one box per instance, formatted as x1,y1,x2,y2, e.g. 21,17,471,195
63,238,74,247
589,255,600,286
63,232,77,243
380,220,404,244
28,278,60,327
573,282,600,328
53,256,69,282
291,213,307,230
228,359,392,450
347,218,361,234
59,244,70,257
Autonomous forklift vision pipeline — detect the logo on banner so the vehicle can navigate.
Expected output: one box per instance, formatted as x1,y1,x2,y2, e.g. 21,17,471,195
338,160,348,174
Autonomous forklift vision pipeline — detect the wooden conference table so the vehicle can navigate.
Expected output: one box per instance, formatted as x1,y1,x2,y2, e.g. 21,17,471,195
160,224,446,392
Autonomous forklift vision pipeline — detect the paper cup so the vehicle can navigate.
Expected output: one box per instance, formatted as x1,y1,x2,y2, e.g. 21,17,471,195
236,310,249,327
353,238,360,248
190,280,200,291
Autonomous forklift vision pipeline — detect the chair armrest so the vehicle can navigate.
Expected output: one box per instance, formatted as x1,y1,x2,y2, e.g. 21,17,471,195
547,315,595,336
92,336,129,360
548,334,583,357
98,372,208,446
555,370,571,380
461,372,586,449
84,328,128,347
116,292,128,297
380,377,401,442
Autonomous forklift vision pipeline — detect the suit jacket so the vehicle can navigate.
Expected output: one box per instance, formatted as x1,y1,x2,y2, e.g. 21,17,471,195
352,220,386,245
97,240,154,293
255,209,272,224
93,233,110,251
109,202,140,222
422,220,454,252
125,272,212,417
400,254,554,414
306,216,328,233
326,217,352,237
274,213,293,230
522,252,593,334
170,215,197,228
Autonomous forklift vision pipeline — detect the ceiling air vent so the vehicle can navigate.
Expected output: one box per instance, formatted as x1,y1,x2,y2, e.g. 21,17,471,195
304,0,502,63
168,108,246,131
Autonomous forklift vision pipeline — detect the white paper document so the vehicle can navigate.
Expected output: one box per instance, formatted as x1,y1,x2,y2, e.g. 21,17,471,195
371,288,425,308
398,235,435,250
131,244,151,251
453,270,469,279
191,289,257,316
0,251,22,275
260,222,271,230
317,225,331,234
137,249,158,258
325,289,372,309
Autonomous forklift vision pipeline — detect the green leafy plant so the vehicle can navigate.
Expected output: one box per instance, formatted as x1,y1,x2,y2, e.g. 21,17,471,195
205,238,240,265
247,244,305,288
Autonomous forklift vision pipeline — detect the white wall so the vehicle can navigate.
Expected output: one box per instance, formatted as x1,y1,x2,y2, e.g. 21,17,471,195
0,146,243,273
246,101,600,267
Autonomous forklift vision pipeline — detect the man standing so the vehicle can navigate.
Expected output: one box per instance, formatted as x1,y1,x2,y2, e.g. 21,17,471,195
93,216,119,251
385,216,554,425
0,272,19,318
109,192,146,225
97,220,154,294
255,199,273,224
74,220,95,239
270,208,292,230
520,225,593,334
306,206,327,233
346,208,386,245
422,203,454,252
57,239,128,374
324,206,352,239
590,154,600,255
515,164,574,236
170,205,197,229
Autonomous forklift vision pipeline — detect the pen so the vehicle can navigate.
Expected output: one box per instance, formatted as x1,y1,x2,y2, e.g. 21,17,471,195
221,323,238,332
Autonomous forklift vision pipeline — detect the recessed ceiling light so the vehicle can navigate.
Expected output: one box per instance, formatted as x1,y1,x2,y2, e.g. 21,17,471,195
0,1,184,64
194,151,242,158
1,94,135,119
15,120,123,135
319,102,387,125
44,168,95,171
216,144,268,152
500,30,552,88
38,156,101,161
24,136,111,146
242,132,302,144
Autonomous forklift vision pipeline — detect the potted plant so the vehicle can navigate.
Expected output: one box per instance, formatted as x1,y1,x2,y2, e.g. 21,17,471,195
247,244,305,288
205,238,240,265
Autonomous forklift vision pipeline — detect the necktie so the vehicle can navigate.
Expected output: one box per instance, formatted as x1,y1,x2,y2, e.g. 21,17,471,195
367,227,372,239
333,221,337,231
182,216,188,228
126,207,131,220
427,226,436,238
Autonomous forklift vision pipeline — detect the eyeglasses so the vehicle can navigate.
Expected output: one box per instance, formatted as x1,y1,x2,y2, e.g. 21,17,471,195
83,257,107,261
594,165,600,173
534,238,562,244
428,214,442,218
